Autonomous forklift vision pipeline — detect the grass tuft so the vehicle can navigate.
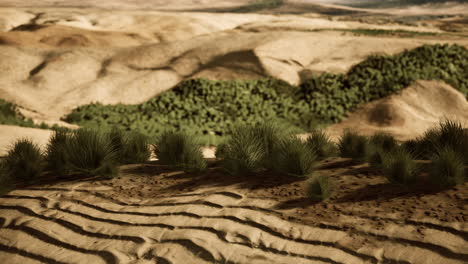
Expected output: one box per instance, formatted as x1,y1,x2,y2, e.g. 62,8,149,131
430,146,466,189
109,128,151,164
2,138,44,182
272,136,318,177
45,128,119,178
219,125,266,175
154,131,207,172
306,174,333,201
381,147,419,186
305,130,337,160
338,130,372,163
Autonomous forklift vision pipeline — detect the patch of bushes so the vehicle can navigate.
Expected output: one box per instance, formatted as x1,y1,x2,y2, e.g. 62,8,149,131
306,174,333,201
154,131,207,172
230,0,283,13
64,44,468,143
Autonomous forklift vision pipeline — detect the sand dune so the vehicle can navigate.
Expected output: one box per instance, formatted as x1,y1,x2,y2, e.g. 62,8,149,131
325,80,468,142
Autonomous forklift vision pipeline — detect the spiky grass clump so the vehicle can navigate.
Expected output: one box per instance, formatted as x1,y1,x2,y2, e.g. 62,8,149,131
2,138,44,182
108,128,151,164
272,136,318,177
154,131,206,172
367,132,398,169
46,128,119,178
338,130,372,163
381,147,419,186
252,121,296,169
370,132,398,152
45,128,70,175
306,174,333,201
412,120,468,161
430,146,466,189
0,161,14,194
306,130,337,160
219,121,293,175
219,125,266,175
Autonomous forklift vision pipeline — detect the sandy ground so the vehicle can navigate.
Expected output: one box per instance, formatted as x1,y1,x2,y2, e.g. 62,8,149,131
0,158,466,263
0,1,467,263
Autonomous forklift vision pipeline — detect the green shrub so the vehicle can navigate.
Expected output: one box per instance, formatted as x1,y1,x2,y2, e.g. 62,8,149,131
108,128,151,164
219,125,267,175
46,128,119,178
430,146,466,189
2,139,44,182
305,130,337,160
381,147,419,186
154,131,207,172
272,136,318,177
306,174,333,201
338,130,372,162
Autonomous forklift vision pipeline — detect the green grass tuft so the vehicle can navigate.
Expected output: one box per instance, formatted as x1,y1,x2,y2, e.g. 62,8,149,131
219,125,267,175
338,130,372,163
381,147,420,186
306,174,333,201
272,136,318,177
154,131,207,172
305,130,337,160
109,127,151,164
430,146,466,189
1,138,44,182
45,128,119,178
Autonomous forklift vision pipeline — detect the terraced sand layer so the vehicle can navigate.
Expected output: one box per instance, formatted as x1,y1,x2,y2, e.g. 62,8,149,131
0,159,466,263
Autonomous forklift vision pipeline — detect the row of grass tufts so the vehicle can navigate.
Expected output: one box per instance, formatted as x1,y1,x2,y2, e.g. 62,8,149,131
0,127,153,194
1,120,466,200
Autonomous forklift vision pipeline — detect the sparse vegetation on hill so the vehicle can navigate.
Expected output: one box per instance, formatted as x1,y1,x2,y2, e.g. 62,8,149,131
0,98,63,130
65,44,468,143
230,0,283,13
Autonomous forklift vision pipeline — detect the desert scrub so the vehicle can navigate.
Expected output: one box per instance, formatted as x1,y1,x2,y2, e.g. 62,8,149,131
154,131,207,172
430,146,466,189
305,130,337,160
338,130,372,163
272,136,318,177
45,128,119,178
109,128,151,164
381,147,420,186
1,138,44,182
306,174,333,201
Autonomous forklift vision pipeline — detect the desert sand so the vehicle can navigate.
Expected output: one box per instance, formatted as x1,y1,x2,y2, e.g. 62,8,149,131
0,1,467,263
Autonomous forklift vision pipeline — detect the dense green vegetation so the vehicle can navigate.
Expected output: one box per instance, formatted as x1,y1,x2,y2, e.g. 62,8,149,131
230,0,283,13
310,28,441,37
64,44,468,144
